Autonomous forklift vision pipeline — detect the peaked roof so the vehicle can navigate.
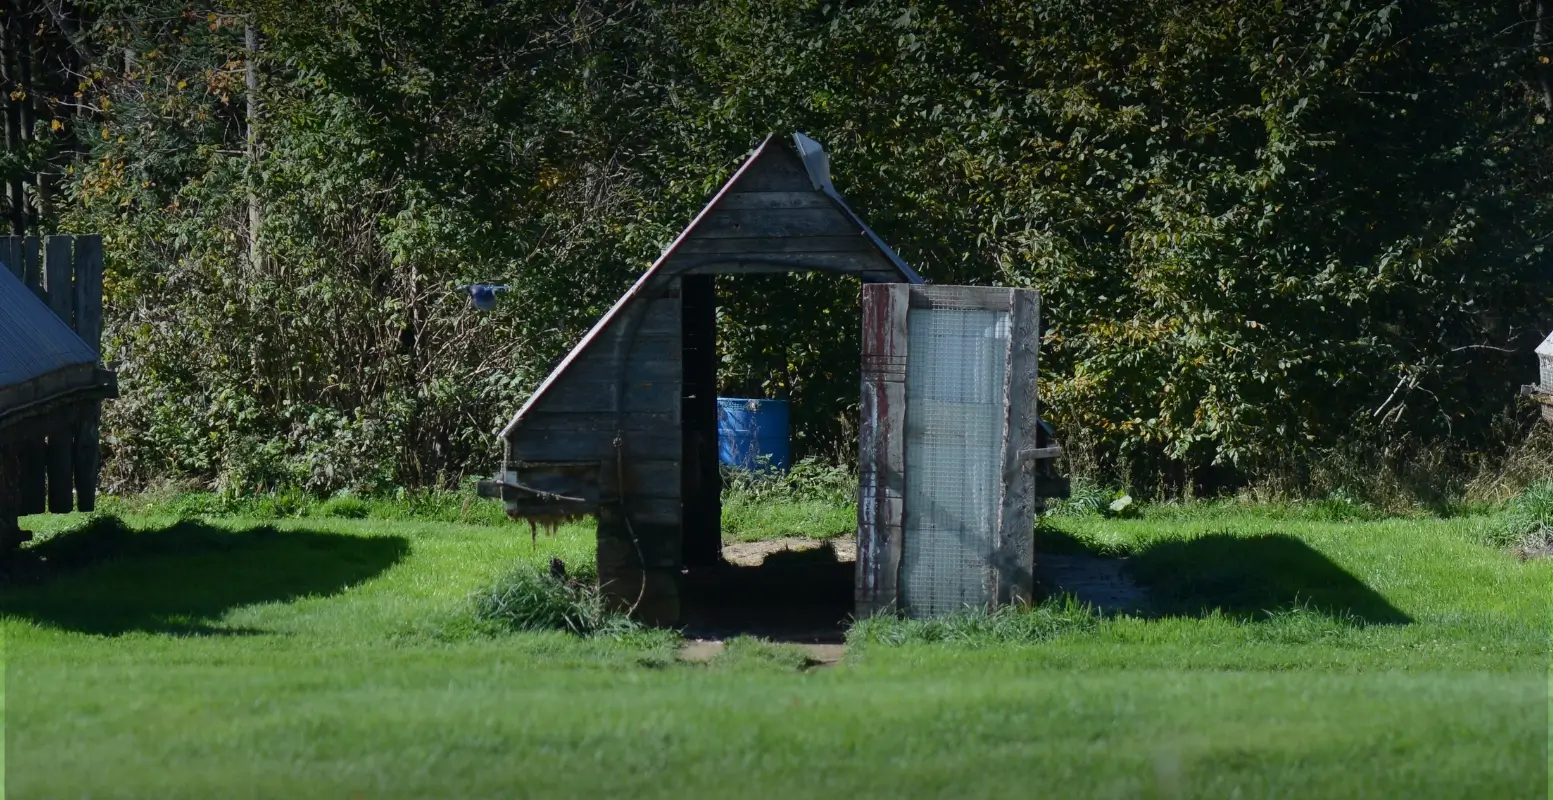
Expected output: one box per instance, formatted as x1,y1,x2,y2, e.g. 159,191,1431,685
500,133,923,438
1538,330,1553,358
0,265,97,391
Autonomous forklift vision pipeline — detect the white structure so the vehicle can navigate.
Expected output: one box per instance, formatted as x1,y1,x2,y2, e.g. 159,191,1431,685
1531,331,1553,422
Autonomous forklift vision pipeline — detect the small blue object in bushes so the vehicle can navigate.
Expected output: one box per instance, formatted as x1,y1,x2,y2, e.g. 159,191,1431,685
716,398,790,472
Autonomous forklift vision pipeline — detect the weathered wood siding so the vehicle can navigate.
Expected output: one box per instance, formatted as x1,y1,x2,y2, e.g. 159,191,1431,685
669,144,897,278
0,235,111,520
855,283,910,618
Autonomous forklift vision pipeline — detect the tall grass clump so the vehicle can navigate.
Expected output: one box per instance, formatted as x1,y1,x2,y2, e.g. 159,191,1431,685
465,562,634,637
1483,481,1553,553
847,598,1100,648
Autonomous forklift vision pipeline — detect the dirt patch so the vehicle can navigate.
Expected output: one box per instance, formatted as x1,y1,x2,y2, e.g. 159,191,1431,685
722,536,855,567
675,639,845,668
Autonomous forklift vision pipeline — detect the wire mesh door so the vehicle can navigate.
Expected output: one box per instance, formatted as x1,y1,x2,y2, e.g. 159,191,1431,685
898,308,1009,616
856,284,1042,619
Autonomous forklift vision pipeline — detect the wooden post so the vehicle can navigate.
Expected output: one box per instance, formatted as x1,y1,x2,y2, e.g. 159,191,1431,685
73,234,103,511
0,233,18,277
994,289,1040,608
855,282,909,618
43,235,75,512
17,235,44,514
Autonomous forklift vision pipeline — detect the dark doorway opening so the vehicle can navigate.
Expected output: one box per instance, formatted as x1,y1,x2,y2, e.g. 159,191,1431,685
676,273,855,641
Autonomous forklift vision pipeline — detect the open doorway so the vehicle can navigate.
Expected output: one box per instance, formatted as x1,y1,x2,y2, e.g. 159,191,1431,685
677,272,857,643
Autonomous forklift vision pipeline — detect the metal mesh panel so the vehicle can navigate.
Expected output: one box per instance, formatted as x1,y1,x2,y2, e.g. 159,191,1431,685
900,308,1009,617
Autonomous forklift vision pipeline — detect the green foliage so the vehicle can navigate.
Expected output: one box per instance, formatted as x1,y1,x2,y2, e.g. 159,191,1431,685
28,0,1553,498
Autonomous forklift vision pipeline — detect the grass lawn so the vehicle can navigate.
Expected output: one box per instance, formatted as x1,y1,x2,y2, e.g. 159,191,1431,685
2,505,1548,798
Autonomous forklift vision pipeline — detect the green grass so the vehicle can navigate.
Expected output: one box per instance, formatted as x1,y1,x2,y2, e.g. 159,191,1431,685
2,502,1549,798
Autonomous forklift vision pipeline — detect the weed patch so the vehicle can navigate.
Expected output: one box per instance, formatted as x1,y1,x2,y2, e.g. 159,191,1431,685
1481,481,1553,551
847,598,1100,648
460,561,635,637
708,636,816,671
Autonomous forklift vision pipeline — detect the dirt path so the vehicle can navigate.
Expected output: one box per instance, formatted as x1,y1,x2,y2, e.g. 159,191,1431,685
720,536,855,567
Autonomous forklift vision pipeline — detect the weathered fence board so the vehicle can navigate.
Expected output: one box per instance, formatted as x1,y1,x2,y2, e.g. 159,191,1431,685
856,282,910,618
0,234,109,518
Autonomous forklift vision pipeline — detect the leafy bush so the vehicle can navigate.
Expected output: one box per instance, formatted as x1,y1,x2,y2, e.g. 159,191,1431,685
40,0,1553,501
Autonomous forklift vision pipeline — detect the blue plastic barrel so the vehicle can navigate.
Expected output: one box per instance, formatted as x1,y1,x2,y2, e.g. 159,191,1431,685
716,398,790,472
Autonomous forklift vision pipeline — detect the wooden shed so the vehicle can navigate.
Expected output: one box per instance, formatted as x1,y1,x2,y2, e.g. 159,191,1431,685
0,235,116,552
479,133,923,623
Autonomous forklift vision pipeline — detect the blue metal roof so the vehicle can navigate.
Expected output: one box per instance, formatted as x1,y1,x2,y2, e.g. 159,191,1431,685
0,265,97,390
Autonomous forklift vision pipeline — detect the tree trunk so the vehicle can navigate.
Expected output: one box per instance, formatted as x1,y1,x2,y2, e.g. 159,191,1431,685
1537,1,1553,112
245,19,263,273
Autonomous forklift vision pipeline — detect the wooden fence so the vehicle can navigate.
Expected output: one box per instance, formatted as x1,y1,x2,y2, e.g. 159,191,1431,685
3,234,107,514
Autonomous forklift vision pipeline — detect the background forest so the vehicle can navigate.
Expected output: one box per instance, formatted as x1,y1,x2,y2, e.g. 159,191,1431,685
4,0,1550,502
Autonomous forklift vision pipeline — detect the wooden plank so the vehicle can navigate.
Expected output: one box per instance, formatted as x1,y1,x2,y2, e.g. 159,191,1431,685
529,377,681,415
855,282,910,618
21,236,40,298
43,235,74,325
678,252,891,276
549,351,681,387
712,191,832,211
907,284,1015,312
506,410,676,433
725,146,814,193
73,235,103,348
674,235,875,256
508,424,681,464
18,437,46,514
43,236,77,512
596,507,681,625
0,363,101,420
73,235,105,512
690,208,860,239
0,235,19,278
600,458,681,499
994,289,1040,608
523,294,682,417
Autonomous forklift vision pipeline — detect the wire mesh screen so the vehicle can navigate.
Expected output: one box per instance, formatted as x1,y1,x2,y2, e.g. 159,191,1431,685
900,307,1010,617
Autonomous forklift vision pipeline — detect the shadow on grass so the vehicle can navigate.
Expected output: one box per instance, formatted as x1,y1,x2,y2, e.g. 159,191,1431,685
1035,527,1411,624
1,516,409,635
